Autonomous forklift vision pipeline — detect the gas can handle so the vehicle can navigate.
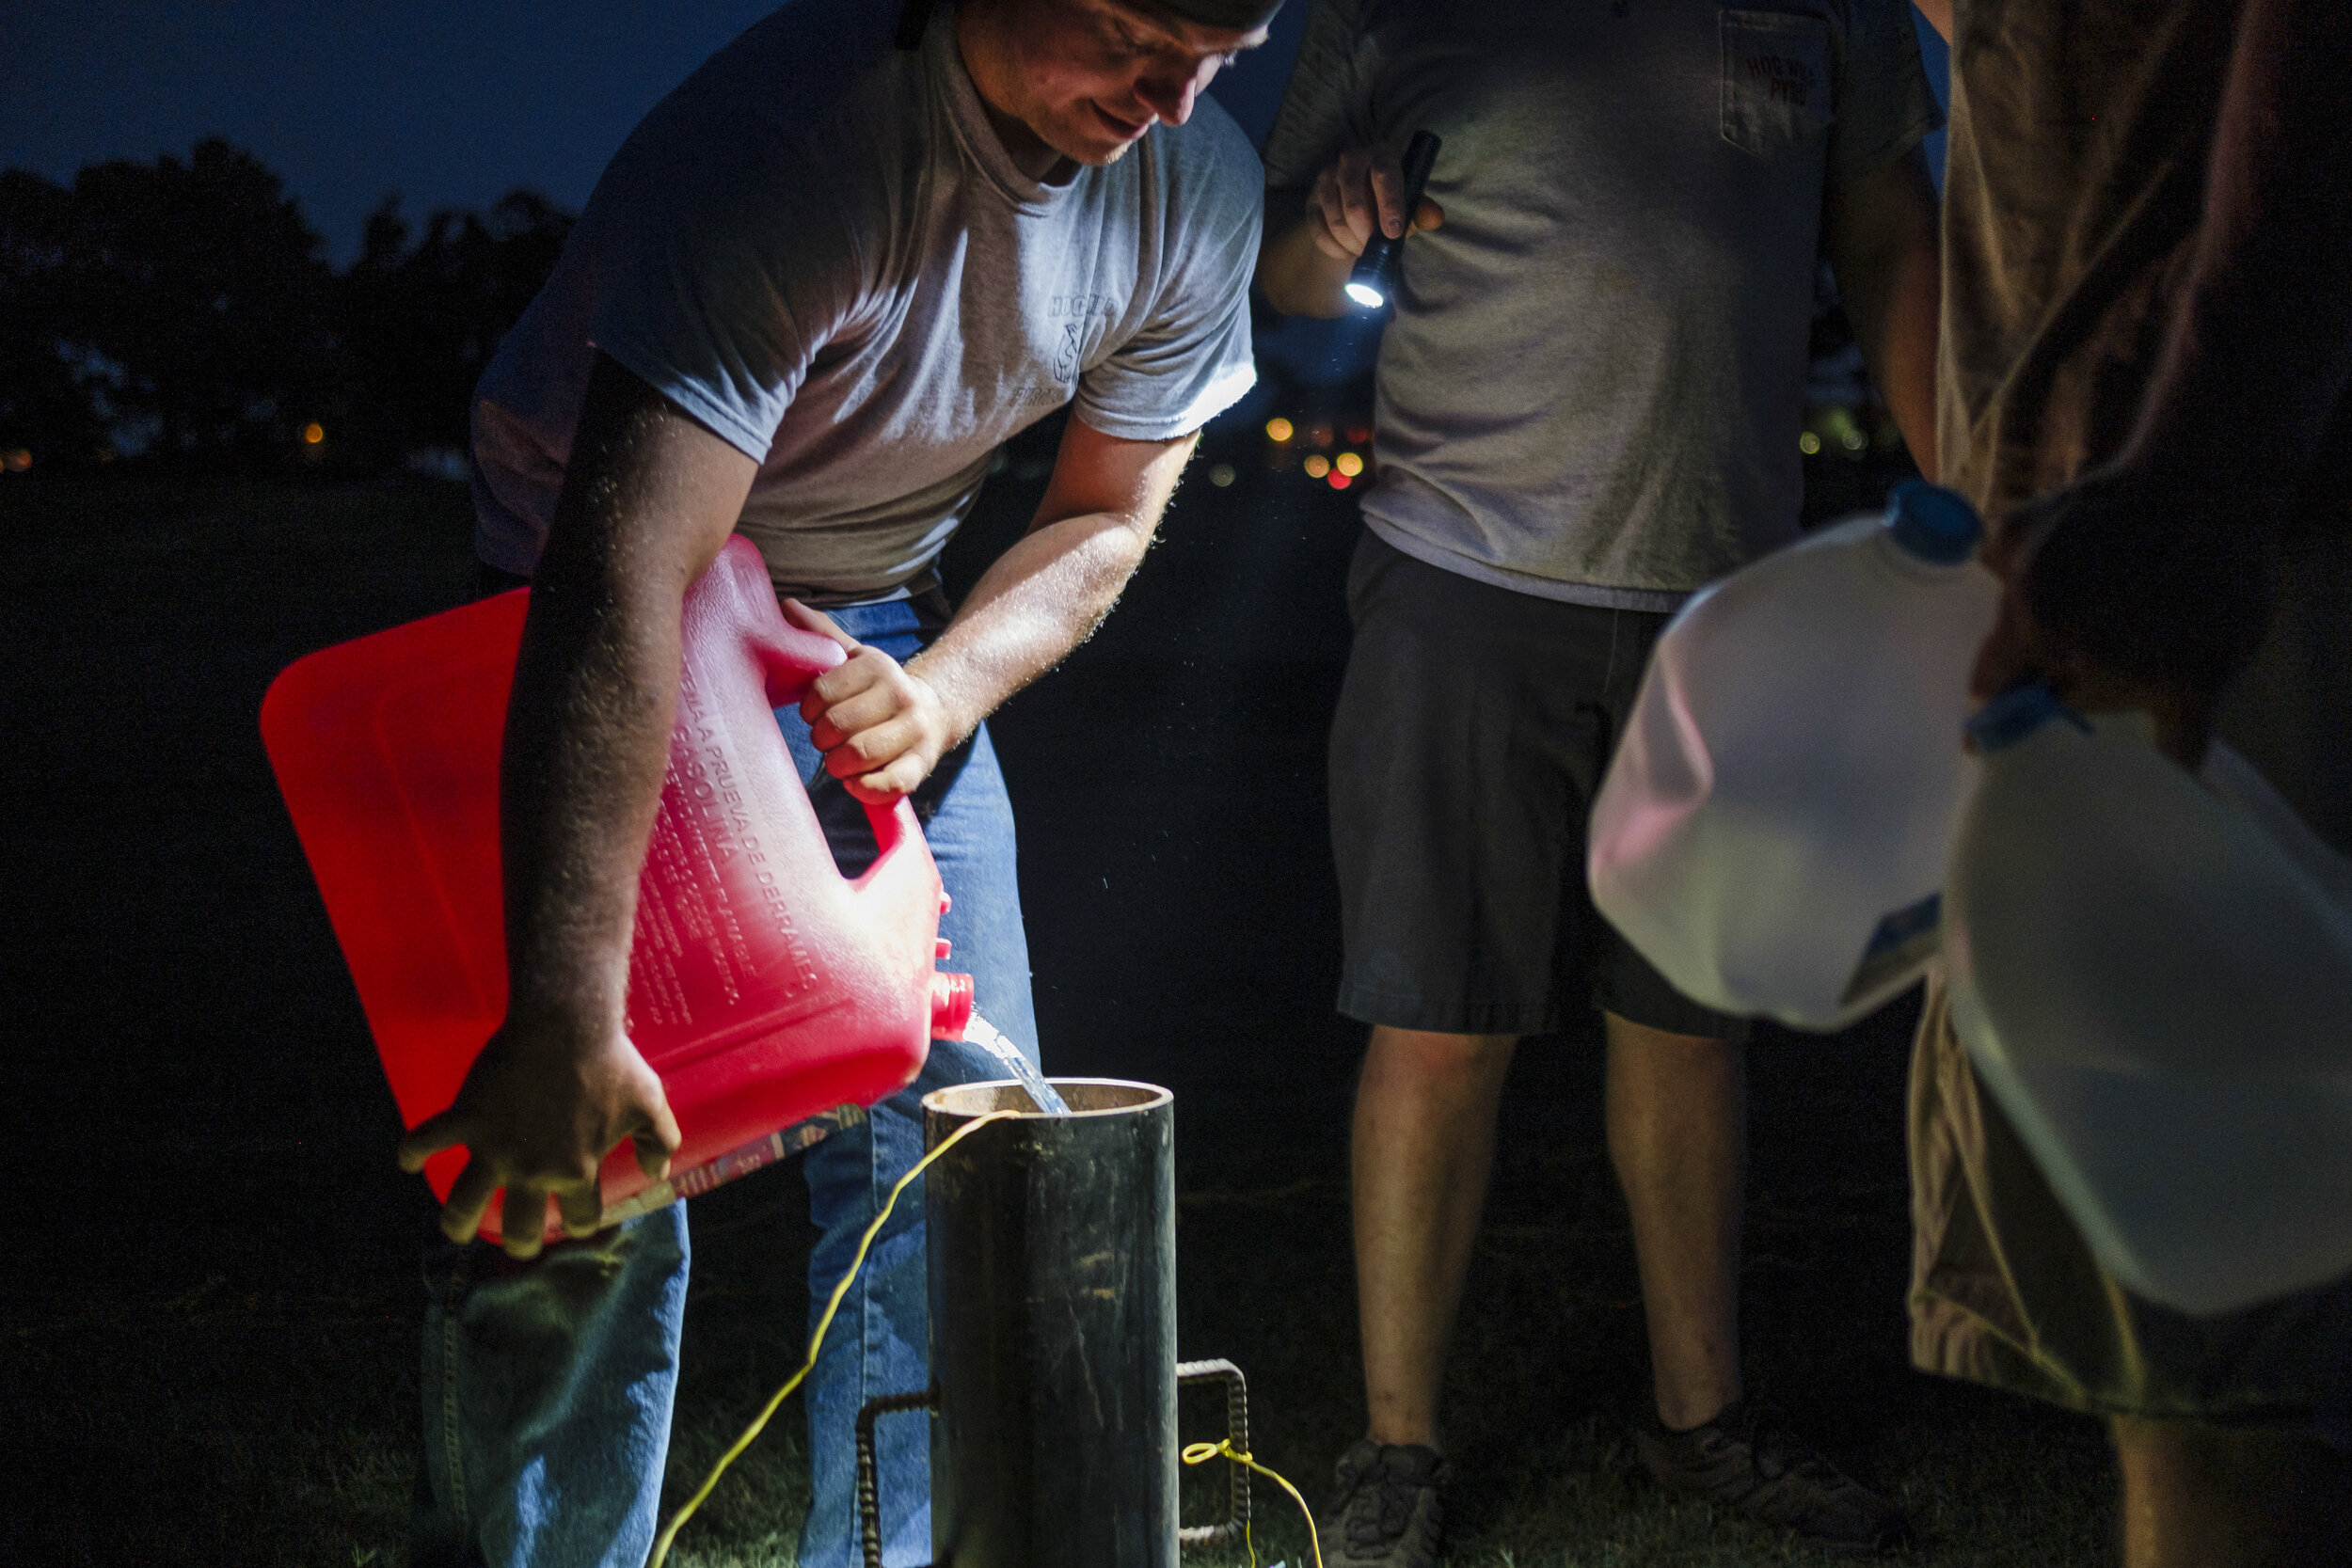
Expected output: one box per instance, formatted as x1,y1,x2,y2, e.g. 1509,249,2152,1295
849,795,922,895
751,622,850,708
744,597,930,899
745,615,919,892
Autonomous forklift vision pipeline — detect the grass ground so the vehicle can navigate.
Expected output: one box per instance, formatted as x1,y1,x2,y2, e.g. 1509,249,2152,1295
0,469,2118,1565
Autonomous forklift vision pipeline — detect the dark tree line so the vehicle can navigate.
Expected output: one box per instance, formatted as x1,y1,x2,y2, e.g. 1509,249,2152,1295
0,138,569,473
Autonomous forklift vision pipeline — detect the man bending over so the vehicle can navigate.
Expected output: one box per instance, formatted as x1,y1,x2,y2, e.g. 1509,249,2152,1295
399,0,1275,1560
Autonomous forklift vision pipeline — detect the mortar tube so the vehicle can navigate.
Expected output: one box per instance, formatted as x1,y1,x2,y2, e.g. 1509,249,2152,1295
919,1079,1178,1566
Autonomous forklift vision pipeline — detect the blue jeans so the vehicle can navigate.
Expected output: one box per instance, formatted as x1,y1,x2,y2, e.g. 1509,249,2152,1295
414,598,1040,1567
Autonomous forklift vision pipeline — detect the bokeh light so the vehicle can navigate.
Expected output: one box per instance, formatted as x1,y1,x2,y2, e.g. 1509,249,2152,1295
1335,451,1363,477
1207,463,1236,487
303,422,326,445
1798,431,1821,455
1328,471,1352,490
1264,418,1294,442
1303,454,1330,479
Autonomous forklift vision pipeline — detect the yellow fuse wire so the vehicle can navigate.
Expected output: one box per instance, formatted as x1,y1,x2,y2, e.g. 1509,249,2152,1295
1182,1438,1326,1568
647,1107,1019,1568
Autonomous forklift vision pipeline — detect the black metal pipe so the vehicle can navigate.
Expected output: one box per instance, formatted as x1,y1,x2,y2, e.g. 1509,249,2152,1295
919,1079,1179,1567
856,1081,1260,1563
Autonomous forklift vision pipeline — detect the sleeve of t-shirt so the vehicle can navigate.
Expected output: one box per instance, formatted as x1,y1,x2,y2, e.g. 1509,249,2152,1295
584,119,861,465
1826,0,1945,185
1073,114,1263,442
1261,0,1373,196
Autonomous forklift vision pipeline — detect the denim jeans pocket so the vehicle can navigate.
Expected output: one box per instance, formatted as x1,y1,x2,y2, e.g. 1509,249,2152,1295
1719,8,1834,160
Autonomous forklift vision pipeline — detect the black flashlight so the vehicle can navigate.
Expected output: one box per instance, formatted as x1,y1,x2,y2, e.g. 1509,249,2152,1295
1345,130,1441,310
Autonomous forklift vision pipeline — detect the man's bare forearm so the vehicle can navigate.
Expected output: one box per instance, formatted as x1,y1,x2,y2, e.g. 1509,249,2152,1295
1257,193,1354,318
2119,0,2352,490
909,425,1195,737
501,356,754,1025
399,356,748,1250
1826,146,1943,482
501,548,685,1024
910,506,1161,738
1979,0,2352,714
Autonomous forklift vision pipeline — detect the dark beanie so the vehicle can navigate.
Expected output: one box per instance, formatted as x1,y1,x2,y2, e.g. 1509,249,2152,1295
901,0,1282,49
1133,0,1286,29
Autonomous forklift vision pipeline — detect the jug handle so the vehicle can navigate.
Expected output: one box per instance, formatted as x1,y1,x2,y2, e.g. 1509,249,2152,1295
752,629,850,709
850,796,922,894
747,620,922,895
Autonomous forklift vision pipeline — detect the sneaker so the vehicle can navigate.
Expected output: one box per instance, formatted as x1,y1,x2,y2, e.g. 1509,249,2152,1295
1316,1438,1451,1566
1634,1399,1906,1554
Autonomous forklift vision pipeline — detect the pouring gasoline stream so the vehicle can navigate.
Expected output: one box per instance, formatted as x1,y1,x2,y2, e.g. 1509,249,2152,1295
963,1011,1072,1115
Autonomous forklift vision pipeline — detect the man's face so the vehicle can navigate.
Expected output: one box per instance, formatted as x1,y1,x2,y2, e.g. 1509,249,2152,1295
964,0,1266,166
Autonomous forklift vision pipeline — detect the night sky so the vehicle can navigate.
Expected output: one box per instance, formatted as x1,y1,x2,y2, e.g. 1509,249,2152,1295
3,0,1313,265
6,0,1941,395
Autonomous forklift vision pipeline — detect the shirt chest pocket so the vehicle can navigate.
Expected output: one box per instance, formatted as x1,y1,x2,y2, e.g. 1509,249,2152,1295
1720,9,1835,160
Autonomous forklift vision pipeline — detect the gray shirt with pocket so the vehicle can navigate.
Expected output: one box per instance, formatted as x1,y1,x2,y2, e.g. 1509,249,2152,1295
471,0,1262,603
1263,0,1939,608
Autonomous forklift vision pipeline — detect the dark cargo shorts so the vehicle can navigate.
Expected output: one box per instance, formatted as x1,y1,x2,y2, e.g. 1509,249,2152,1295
1327,530,1744,1041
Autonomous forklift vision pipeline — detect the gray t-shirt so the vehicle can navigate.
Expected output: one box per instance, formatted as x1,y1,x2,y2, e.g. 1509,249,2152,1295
1263,0,1939,607
472,0,1262,601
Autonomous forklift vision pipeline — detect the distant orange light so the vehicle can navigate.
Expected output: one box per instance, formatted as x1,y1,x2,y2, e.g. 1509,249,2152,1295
302,422,325,445
4,449,30,472
1265,418,1295,442
1335,451,1364,477
1328,471,1352,490
1303,454,1330,479
1345,425,1373,445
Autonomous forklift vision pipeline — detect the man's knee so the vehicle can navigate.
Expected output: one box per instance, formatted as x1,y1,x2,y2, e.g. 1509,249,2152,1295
1362,1025,1518,1087
1602,1010,1736,1059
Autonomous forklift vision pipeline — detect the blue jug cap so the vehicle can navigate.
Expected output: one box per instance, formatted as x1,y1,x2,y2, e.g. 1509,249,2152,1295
1965,681,2091,753
1884,482,1982,564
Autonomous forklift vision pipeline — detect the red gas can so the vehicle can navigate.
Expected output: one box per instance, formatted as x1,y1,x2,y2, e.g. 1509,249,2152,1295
262,537,970,1241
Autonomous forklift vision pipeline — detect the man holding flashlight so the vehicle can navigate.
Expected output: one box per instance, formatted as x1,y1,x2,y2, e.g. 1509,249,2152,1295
1257,0,1943,1558
402,0,1274,1562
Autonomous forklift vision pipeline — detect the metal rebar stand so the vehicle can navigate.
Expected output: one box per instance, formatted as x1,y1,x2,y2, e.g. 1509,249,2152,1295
857,1387,939,1568
1176,1358,1251,1550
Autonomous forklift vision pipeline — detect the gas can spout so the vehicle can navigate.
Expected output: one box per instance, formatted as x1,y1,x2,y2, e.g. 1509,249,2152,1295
929,971,975,1040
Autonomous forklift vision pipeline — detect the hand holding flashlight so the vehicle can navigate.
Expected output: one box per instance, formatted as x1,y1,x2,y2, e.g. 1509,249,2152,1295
1303,132,1444,309
1345,132,1440,309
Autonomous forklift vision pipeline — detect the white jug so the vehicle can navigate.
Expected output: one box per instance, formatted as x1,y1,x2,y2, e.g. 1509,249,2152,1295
1947,687,2352,1315
1589,483,1999,1029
